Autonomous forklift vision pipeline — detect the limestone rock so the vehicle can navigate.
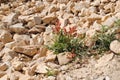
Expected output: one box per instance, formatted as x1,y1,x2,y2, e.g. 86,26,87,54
9,23,27,33
0,30,13,44
5,40,27,49
38,46,48,57
12,61,25,71
115,1,120,12
13,34,30,43
35,63,49,74
0,63,8,71
0,42,4,50
101,0,109,3
45,51,56,62
102,16,117,27
2,48,17,61
0,71,6,78
2,13,17,25
34,16,42,25
57,0,69,3
12,45,38,56
110,40,120,54
57,52,72,65
28,26,45,34
42,13,57,24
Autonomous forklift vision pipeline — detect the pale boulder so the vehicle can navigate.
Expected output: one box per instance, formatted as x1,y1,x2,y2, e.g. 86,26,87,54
42,13,57,24
34,16,42,25
5,40,27,49
12,61,25,71
35,63,49,74
2,13,17,25
0,63,8,71
57,52,72,65
110,40,120,54
0,42,4,50
12,45,38,56
13,34,30,43
0,30,13,44
9,23,27,33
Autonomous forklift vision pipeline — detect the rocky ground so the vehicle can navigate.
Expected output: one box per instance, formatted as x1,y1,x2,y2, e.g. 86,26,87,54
0,0,120,80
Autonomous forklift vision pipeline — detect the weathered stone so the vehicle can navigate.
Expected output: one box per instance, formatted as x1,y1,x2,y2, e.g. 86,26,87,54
0,42,4,50
12,45,38,56
34,16,42,25
45,50,56,62
28,26,44,34
30,33,44,45
46,0,53,2
13,34,30,42
101,0,109,3
5,40,27,49
42,13,57,24
2,13,17,25
12,61,25,71
0,75,9,80
95,53,114,68
57,0,69,3
0,71,6,78
35,63,49,74
38,46,48,57
0,63,8,71
0,30,13,44
9,23,27,33
110,40,120,54
57,52,72,65
2,48,17,62
43,76,55,80
115,1,120,12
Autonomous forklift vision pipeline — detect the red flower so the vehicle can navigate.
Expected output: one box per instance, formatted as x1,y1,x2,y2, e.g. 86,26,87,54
68,26,77,35
53,21,61,34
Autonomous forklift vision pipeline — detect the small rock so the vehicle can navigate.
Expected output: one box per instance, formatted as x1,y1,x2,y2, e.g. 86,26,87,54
0,42,4,50
42,13,57,24
9,23,27,33
2,48,17,61
5,40,27,49
12,61,25,71
0,63,8,71
13,45,38,56
34,16,42,25
0,30,13,44
0,71,6,78
38,46,48,57
57,52,72,65
102,17,117,27
0,75,9,80
45,51,56,62
35,63,49,74
110,40,120,54
2,13,17,25
28,26,44,34
101,0,109,3
43,76,55,80
13,34,30,43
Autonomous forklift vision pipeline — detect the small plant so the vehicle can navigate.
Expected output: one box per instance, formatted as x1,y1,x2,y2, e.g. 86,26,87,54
49,21,88,58
92,25,116,54
46,69,56,76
